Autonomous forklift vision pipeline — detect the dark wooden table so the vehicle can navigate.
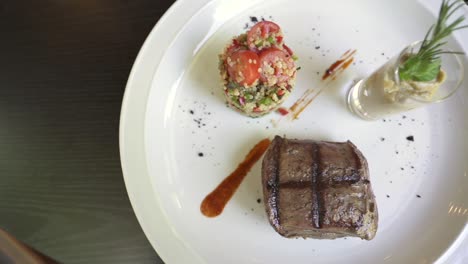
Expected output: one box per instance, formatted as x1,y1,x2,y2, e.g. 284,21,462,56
0,0,176,263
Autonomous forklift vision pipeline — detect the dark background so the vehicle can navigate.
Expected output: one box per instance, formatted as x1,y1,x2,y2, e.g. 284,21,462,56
0,0,176,263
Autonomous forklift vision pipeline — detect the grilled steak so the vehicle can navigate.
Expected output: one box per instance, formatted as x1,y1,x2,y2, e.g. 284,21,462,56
261,136,378,240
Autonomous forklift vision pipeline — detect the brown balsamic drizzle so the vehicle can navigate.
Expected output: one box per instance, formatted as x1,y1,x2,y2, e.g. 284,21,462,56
200,138,271,217
322,50,356,80
291,90,323,120
284,49,357,120
322,60,344,80
342,57,354,70
342,49,351,57
289,88,315,113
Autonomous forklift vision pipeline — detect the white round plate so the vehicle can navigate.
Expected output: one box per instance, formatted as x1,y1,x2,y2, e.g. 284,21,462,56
120,0,468,263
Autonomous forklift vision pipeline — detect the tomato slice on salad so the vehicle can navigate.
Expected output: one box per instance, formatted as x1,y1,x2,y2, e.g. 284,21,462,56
225,39,246,56
282,44,293,56
258,47,295,84
226,50,260,86
247,21,282,51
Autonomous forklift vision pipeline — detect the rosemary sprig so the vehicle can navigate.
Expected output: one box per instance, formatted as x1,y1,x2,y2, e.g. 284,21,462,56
398,0,468,82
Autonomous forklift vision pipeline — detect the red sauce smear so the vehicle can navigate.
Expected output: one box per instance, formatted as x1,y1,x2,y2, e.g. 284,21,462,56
322,49,356,80
277,107,289,116
200,138,271,217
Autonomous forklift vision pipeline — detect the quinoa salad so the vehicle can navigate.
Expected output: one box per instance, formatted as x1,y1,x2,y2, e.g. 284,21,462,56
219,21,297,117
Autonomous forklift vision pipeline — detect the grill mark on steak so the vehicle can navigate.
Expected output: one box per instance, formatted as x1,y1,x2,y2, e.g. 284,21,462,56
279,181,310,189
311,143,321,229
317,144,328,229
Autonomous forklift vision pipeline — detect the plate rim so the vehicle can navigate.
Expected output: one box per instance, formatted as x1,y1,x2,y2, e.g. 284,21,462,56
119,0,212,263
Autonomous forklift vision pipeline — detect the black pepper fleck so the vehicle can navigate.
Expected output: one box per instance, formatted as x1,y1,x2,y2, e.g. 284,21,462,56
402,115,407,119
257,198,261,204
315,46,320,50
416,195,421,198
250,16,258,23
380,137,385,142
386,195,390,198
400,167,404,171
406,136,414,142
198,152,204,157
189,110,194,114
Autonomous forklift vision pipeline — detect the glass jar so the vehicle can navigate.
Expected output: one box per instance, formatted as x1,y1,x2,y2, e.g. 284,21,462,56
347,41,464,120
